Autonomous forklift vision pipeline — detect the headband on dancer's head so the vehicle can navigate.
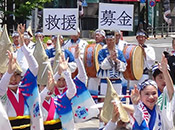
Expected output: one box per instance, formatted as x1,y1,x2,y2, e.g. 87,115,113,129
95,29,106,37
105,30,115,39
138,79,158,91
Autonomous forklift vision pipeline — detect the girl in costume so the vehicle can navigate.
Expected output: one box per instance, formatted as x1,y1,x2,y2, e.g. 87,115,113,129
152,54,175,130
131,80,163,130
0,24,44,130
54,44,99,123
40,54,77,130
40,45,79,130
40,71,62,130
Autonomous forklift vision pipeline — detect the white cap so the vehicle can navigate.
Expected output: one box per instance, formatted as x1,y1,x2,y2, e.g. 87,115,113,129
12,32,19,37
23,32,30,39
95,29,106,37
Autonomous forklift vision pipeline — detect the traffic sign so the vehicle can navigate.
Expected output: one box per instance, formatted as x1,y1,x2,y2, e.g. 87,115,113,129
149,0,156,7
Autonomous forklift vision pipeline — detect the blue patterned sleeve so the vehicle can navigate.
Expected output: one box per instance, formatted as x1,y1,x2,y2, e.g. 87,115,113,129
98,49,105,64
118,50,126,63
64,49,75,62
45,49,51,58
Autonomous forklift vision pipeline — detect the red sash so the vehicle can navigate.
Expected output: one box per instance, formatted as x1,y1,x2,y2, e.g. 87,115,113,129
43,98,55,121
7,89,24,116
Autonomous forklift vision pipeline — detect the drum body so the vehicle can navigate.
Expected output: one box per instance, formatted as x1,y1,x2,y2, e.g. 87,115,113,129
84,44,102,77
123,44,144,80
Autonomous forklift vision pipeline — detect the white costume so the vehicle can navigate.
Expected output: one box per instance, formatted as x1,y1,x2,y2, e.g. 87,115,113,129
16,41,36,76
132,101,163,130
0,101,12,130
63,38,88,59
103,120,117,130
157,86,175,130
116,40,128,51
97,45,127,95
0,44,44,130
139,44,155,83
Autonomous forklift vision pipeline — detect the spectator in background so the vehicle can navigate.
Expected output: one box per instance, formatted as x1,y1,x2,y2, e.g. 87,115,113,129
115,30,128,51
11,31,20,54
35,31,44,42
45,35,77,74
94,29,106,46
46,39,54,49
63,28,88,59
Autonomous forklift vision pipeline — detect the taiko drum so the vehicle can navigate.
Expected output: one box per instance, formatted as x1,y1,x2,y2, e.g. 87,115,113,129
123,44,144,80
84,44,102,77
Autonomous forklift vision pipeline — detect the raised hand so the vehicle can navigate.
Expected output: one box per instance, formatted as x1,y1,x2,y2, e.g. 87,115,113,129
7,50,16,74
47,71,55,92
74,44,80,59
131,84,140,105
58,54,69,74
110,50,119,63
111,102,120,123
17,24,25,47
159,54,168,73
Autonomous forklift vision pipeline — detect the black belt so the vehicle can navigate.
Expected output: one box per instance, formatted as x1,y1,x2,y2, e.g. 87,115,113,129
10,118,30,130
44,121,62,130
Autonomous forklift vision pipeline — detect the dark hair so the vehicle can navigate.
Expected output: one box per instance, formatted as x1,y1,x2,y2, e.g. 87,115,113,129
153,69,162,78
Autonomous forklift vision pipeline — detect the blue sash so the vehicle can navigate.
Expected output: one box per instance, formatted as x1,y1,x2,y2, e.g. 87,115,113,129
71,77,99,122
54,93,74,130
19,69,41,117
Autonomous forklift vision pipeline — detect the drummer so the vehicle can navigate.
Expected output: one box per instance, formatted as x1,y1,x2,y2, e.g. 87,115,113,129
136,29,155,83
87,29,106,100
94,29,106,46
114,30,128,95
97,30,127,95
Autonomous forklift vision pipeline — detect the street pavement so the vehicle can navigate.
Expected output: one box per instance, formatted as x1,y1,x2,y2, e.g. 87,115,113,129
75,118,99,130
75,35,175,130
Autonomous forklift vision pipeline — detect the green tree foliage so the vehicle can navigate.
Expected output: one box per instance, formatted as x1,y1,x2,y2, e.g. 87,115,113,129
0,0,52,23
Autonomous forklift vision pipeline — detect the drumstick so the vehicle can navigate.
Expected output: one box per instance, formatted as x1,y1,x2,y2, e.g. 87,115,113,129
92,95,130,99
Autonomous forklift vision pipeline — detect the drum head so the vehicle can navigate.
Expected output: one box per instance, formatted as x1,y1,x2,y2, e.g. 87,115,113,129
95,44,102,72
132,46,144,80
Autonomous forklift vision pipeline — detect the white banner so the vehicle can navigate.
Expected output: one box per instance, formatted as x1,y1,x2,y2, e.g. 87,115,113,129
43,8,78,35
99,3,134,31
